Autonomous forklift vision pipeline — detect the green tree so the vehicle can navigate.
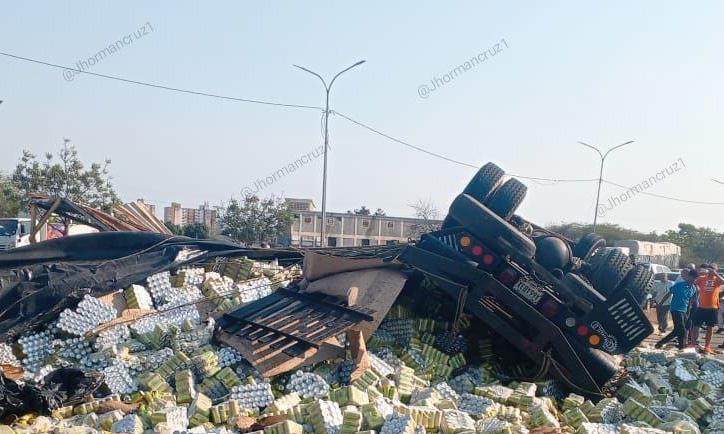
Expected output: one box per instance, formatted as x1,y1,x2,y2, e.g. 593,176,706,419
0,173,22,217
165,221,184,235
12,140,119,211
662,223,724,266
347,206,371,216
218,195,292,245
545,222,661,244
183,222,209,239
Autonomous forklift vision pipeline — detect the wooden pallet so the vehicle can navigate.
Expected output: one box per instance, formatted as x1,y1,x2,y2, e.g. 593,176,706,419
215,287,374,376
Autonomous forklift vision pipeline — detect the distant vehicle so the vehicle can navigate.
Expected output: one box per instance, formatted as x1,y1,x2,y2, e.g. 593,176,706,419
645,263,671,275
0,218,32,251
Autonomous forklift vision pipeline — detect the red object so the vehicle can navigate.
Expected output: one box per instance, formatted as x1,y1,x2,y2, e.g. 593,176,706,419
576,325,589,336
46,224,65,239
471,245,483,256
482,254,495,265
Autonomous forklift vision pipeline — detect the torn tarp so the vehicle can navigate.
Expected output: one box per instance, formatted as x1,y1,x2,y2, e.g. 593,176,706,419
0,232,305,341
0,368,103,418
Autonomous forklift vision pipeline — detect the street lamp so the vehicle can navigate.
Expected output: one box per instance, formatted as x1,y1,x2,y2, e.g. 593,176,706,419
294,60,366,247
579,140,634,232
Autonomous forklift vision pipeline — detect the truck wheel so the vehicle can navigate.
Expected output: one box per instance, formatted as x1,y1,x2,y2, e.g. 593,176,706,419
590,249,632,296
449,194,536,258
487,178,527,220
573,233,606,262
620,264,654,307
463,162,505,203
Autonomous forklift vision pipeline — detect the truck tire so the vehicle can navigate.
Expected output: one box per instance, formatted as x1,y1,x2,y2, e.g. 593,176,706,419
573,233,606,262
463,162,505,203
620,264,654,307
449,194,536,258
589,249,632,296
486,178,527,221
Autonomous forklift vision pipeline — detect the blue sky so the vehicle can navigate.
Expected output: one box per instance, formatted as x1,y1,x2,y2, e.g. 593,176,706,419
1,1,723,233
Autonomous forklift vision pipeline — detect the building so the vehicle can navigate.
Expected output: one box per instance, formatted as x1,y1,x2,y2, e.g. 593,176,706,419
287,199,442,247
163,202,218,233
285,198,316,212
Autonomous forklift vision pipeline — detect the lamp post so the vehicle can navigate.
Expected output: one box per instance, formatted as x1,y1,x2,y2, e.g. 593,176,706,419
579,140,634,232
294,60,366,247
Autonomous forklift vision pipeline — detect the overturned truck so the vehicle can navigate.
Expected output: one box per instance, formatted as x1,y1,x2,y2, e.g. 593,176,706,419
397,162,653,395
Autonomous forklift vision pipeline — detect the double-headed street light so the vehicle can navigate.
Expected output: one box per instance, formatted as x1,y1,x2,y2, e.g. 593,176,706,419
294,60,366,247
579,140,634,232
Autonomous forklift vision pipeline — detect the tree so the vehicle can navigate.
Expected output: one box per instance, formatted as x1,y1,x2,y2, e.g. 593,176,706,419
374,208,386,216
183,222,209,239
218,195,292,246
347,206,371,216
12,140,119,211
662,223,724,266
165,221,183,235
0,173,22,217
409,197,441,239
545,222,661,244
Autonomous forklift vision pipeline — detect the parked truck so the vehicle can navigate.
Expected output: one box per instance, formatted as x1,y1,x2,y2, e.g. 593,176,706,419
0,218,32,251
614,240,681,269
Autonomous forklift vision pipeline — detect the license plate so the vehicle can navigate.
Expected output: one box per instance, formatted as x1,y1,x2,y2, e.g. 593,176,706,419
513,278,543,304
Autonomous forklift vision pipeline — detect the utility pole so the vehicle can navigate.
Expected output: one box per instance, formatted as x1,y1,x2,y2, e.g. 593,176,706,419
579,140,634,232
294,60,366,247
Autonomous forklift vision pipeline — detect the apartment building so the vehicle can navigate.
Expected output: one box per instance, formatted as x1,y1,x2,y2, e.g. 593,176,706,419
163,201,218,233
285,199,442,247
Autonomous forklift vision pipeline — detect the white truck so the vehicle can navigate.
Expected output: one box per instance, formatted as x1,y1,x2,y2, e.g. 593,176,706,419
0,218,32,251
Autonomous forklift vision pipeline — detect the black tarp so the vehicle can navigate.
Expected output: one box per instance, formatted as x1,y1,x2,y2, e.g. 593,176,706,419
0,232,305,341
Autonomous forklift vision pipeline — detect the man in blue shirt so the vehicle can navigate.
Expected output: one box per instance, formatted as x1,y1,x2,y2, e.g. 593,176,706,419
656,269,699,350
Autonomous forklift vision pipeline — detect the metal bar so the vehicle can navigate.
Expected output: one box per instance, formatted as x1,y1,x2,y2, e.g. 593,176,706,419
30,197,61,241
227,316,320,349
276,288,374,321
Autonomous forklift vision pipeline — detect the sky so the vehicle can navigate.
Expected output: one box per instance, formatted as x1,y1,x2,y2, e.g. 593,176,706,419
1,1,723,234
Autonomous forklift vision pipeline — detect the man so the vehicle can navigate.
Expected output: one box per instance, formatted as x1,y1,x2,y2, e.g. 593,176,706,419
656,269,699,350
676,264,697,283
691,264,724,353
652,272,674,333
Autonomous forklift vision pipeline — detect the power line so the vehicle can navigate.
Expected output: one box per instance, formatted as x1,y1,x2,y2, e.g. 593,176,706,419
0,52,324,111
603,180,724,205
6,51,720,204
331,110,599,184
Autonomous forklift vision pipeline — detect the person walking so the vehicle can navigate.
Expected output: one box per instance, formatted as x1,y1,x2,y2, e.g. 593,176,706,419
656,269,699,350
653,272,674,333
691,264,724,353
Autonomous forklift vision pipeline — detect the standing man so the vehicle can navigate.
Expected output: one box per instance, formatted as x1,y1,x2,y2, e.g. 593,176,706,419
653,272,674,334
691,264,724,353
656,269,699,350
